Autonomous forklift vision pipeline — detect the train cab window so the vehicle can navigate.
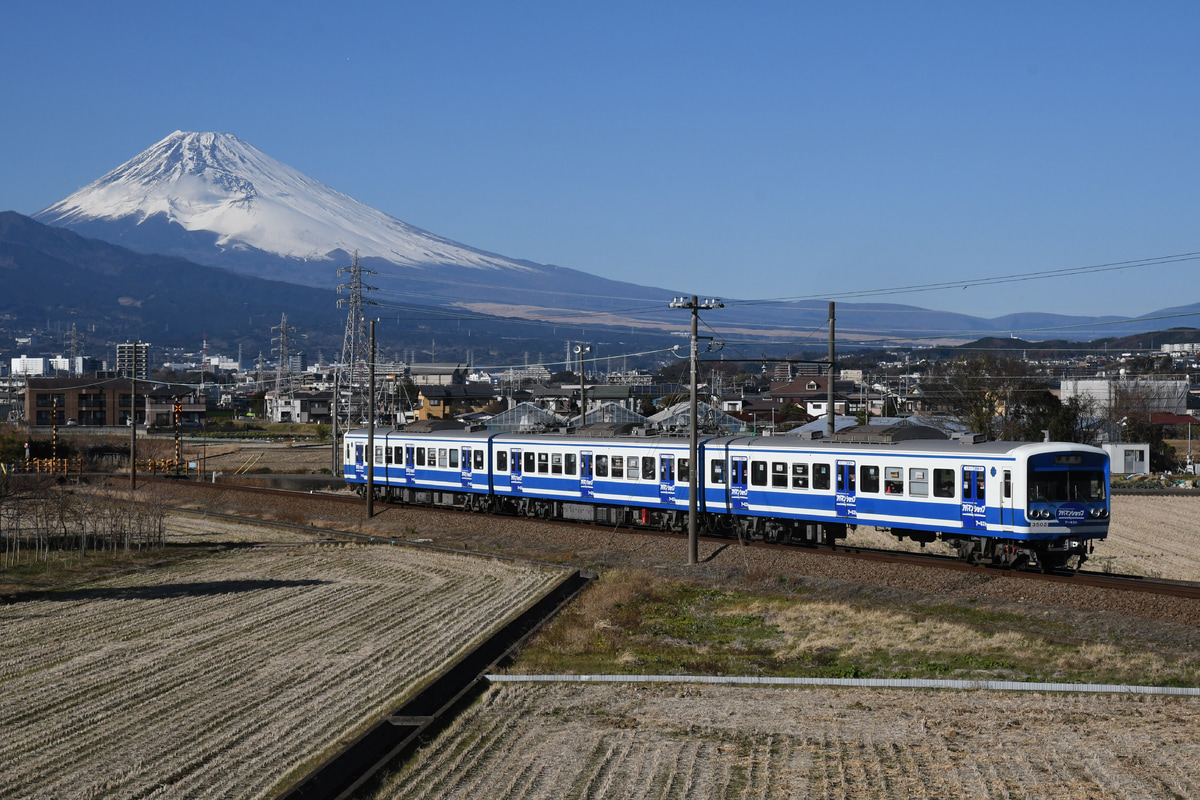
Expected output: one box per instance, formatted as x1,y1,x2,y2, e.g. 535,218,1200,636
934,468,955,498
596,455,609,477
679,458,689,482
711,460,726,484
346,444,353,462
642,456,656,480
417,448,427,467
909,468,928,496
612,456,624,478
813,463,831,490
792,463,809,489
449,449,459,469
751,461,768,486
1003,470,1011,499
551,453,563,474
884,467,903,495
565,453,577,475
474,450,485,470
772,462,788,488
496,451,508,471
438,448,448,468
524,452,536,473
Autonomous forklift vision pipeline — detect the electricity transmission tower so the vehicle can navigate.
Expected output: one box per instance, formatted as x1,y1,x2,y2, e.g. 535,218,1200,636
337,251,377,428
272,313,293,422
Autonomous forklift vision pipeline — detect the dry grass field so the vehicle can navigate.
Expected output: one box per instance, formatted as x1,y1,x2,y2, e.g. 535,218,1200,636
374,682,1200,799
0,531,564,800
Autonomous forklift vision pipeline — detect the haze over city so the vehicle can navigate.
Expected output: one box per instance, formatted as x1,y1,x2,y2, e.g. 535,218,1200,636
3,2,1199,319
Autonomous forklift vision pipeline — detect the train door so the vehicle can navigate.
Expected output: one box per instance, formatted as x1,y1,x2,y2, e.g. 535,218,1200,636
961,466,986,529
580,451,594,498
460,447,472,489
836,460,857,519
354,443,365,479
659,455,675,503
1000,468,1013,528
510,448,523,493
405,445,415,484
730,457,749,510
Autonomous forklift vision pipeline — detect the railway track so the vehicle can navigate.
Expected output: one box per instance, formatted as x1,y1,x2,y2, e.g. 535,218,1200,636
132,476,1200,602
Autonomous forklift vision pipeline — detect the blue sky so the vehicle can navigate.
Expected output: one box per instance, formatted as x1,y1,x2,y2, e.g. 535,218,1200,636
3,1,1198,319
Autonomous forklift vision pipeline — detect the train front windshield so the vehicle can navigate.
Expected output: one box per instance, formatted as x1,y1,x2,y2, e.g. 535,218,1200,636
1028,469,1107,503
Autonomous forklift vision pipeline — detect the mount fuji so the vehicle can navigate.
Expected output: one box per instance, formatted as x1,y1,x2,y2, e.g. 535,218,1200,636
33,131,1151,342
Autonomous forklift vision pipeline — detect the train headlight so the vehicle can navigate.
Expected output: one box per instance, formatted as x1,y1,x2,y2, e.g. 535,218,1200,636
1068,538,1081,549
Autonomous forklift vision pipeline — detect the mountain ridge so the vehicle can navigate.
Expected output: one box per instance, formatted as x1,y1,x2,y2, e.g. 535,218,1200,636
30,131,1197,342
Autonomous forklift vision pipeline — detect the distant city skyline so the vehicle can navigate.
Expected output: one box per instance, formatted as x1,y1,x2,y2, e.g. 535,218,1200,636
3,2,1199,320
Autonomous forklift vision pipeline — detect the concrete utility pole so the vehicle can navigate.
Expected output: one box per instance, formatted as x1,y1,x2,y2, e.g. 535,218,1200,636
669,295,723,565
366,319,377,519
827,301,836,439
129,341,137,492
575,344,592,427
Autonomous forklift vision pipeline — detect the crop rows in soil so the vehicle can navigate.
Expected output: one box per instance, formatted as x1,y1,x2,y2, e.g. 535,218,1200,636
0,540,564,800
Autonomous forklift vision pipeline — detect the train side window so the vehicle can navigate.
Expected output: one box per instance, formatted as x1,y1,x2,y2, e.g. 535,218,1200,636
417,448,427,467
976,471,986,500
642,456,655,480
909,468,928,496
679,458,689,482
565,453,577,475
751,461,768,486
496,450,508,471
792,463,808,489
393,447,403,464
612,455,624,478
524,452,536,473
813,463,831,490
551,453,563,474
385,448,393,464
438,448,448,468
711,460,726,484
449,449,459,469
860,465,879,493
771,462,788,488
934,468,955,498
596,455,609,477
884,467,903,494
375,446,384,465
474,450,484,470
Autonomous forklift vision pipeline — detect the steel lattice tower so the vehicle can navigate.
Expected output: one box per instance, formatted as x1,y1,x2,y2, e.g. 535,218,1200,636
337,251,377,428
272,313,292,420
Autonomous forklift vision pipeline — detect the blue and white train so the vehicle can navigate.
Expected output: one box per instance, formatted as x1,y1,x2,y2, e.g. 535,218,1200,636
342,427,1110,570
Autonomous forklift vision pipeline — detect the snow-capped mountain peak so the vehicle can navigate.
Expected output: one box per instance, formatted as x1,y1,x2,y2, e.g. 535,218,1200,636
36,131,530,272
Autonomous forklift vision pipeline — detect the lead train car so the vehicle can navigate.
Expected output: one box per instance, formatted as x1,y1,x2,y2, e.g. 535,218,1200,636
344,428,1110,570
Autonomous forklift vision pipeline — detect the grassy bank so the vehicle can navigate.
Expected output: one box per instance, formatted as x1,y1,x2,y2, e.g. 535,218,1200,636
512,569,1200,687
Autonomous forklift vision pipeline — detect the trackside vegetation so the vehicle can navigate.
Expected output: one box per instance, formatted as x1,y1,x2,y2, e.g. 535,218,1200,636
511,569,1200,687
